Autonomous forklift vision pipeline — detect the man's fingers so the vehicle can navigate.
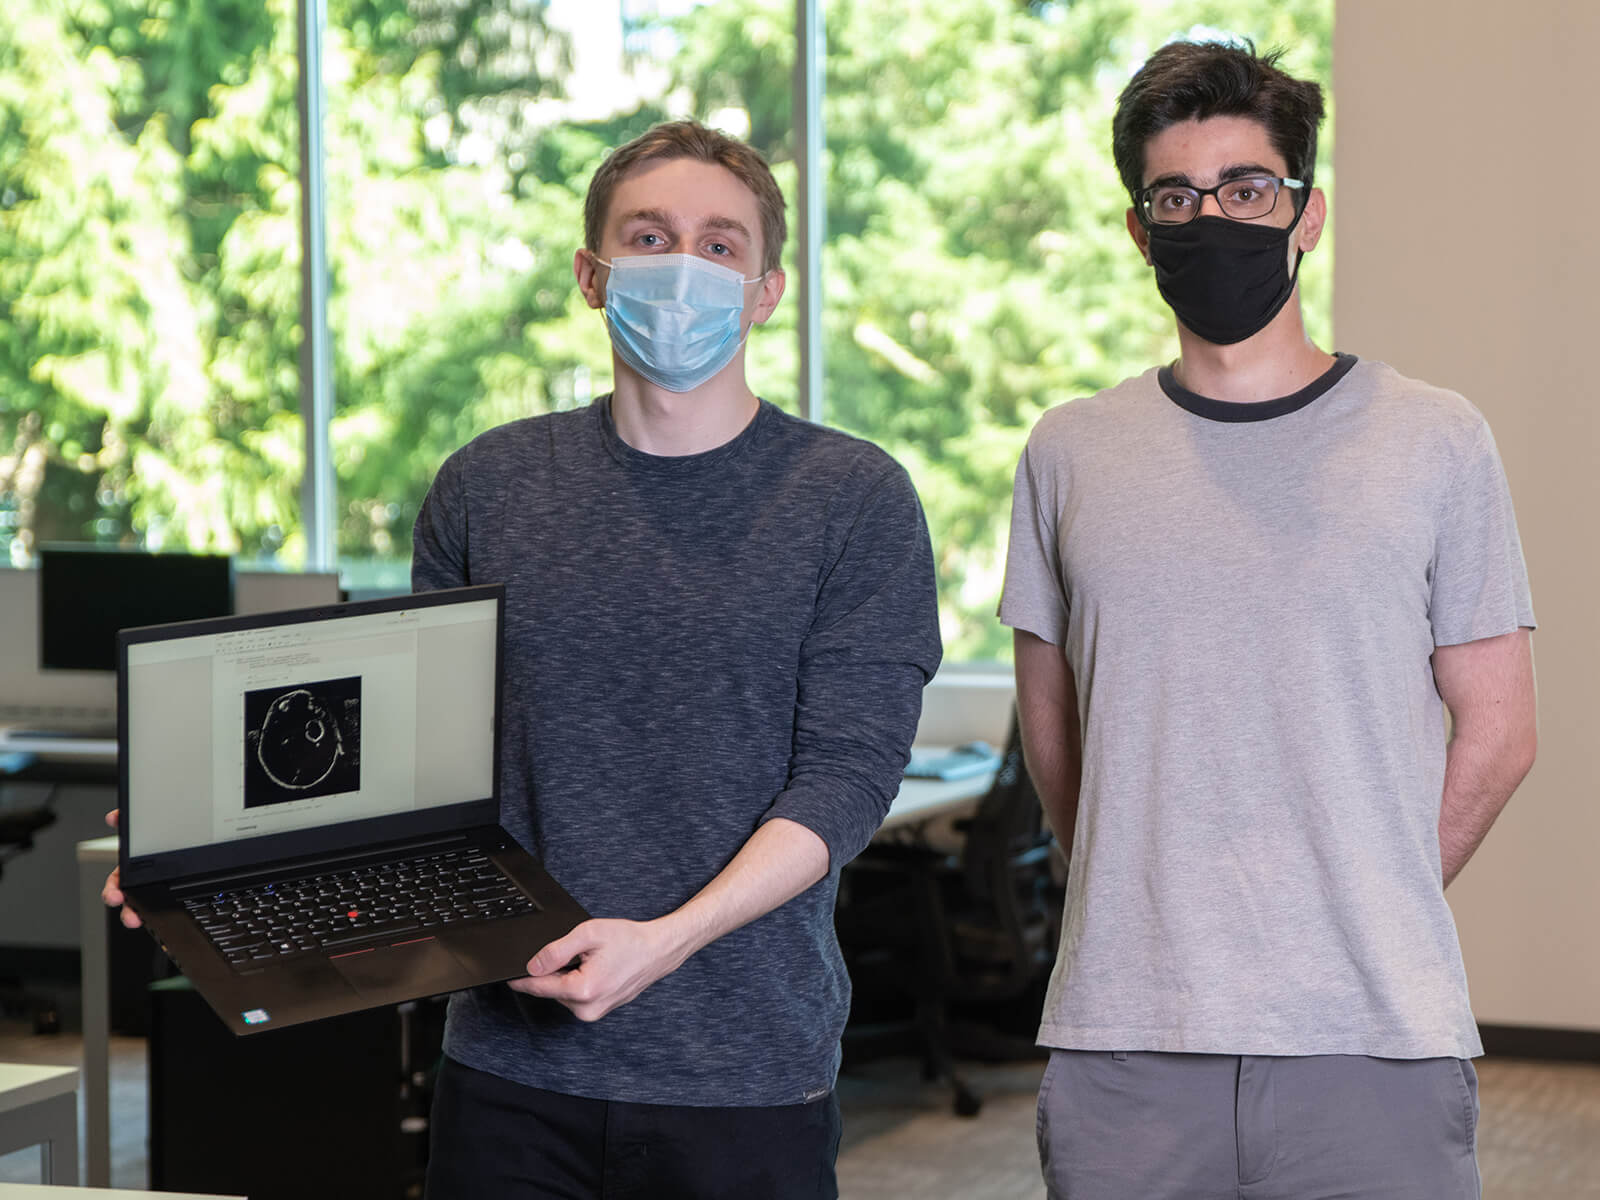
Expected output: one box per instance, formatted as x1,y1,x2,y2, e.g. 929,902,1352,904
510,971,583,1001
101,867,142,928
525,921,601,977
508,969,606,1021
104,808,119,830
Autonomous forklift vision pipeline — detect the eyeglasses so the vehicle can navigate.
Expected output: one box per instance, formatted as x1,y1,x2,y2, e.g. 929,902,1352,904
1136,176,1304,226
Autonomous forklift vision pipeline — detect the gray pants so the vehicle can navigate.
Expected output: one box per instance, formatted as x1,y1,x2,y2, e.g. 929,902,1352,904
1036,1050,1480,1200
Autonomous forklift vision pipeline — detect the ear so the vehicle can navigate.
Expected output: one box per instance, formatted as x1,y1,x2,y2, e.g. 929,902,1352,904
748,267,786,327
1295,188,1328,254
1125,207,1152,265
574,248,605,310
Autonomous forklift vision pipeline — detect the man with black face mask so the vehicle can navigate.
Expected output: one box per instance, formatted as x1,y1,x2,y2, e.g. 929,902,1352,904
999,40,1537,1200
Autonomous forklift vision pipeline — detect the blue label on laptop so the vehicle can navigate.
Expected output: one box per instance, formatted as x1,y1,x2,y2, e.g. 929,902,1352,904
241,1009,272,1025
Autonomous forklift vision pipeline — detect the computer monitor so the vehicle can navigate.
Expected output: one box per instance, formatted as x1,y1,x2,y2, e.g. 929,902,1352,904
37,545,236,673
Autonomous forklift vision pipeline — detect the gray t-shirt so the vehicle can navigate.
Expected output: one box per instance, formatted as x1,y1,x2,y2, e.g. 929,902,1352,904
412,396,942,1105
999,356,1534,1059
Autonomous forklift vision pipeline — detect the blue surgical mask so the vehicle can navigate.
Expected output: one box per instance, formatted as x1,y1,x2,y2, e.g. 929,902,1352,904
596,253,764,393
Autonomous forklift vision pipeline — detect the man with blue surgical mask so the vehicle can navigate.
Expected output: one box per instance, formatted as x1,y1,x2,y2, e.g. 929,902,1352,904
411,121,941,1198
573,137,784,409
1001,39,1537,1200
587,252,766,393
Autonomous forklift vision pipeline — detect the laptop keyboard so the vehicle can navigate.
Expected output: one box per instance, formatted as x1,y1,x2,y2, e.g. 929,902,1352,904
181,848,540,970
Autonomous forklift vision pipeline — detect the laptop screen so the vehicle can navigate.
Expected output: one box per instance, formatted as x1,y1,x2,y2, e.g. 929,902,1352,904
123,592,499,859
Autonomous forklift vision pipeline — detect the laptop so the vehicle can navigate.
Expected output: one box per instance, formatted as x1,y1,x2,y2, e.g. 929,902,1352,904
116,584,589,1036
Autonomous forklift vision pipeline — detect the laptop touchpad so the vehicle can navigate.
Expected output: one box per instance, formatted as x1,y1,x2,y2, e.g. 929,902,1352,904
329,937,466,997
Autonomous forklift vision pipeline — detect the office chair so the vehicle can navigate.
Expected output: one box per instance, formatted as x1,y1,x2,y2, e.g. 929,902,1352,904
0,797,62,1034
838,712,1060,1116
0,804,56,882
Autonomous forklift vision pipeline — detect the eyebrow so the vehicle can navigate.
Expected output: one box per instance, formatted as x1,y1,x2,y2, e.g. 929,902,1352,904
615,207,675,231
702,215,753,241
614,208,753,242
1144,162,1282,189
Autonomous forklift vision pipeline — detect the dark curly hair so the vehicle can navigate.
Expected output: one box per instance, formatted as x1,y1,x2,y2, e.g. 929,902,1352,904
1112,39,1325,200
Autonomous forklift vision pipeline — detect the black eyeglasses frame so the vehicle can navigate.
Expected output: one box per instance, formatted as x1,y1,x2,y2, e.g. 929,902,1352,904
1134,176,1305,227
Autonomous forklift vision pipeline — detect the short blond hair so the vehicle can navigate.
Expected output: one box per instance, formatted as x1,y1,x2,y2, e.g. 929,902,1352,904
584,121,788,275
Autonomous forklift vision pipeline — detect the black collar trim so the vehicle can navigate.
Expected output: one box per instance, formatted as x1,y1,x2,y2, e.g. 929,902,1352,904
1159,353,1358,423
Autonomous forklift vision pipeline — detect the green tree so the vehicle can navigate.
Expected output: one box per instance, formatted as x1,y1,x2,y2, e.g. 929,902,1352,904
0,0,574,566
670,0,1333,657
2,0,1332,653
0,0,303,558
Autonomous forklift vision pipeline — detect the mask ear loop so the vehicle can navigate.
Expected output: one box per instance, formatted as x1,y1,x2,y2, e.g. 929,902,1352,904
733,272,770,349
1283,189,1310,293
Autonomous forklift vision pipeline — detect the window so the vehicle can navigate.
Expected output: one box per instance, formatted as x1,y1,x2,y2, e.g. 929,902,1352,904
2,0,1331,657
815,0,1333,658
324,0,794,592
0,0,301,561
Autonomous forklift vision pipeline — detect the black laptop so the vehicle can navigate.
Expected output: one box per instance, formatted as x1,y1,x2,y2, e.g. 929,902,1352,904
116,584,588,1036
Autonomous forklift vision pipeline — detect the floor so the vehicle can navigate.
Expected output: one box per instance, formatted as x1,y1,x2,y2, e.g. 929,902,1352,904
2,1021,1598,1197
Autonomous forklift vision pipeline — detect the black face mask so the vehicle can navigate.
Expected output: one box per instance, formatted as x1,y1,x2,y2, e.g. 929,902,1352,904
1144,213,1303,346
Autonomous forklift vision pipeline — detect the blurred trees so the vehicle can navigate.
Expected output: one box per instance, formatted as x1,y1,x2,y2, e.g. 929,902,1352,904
680,0,1332,656
0,0,1330,655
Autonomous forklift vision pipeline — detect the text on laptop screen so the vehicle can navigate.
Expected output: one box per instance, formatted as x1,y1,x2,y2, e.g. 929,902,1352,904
125,597,497,858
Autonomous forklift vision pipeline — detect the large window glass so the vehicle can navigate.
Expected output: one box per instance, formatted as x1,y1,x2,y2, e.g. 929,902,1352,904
817,0,1333,659
325,0,795,592
3,0,1331,658
0,0,303,564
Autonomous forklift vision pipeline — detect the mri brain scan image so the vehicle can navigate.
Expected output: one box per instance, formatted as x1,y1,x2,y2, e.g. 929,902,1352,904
243,676,362,807
259,689,343,788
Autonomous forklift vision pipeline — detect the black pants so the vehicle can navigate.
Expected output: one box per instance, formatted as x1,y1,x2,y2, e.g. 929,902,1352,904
425,1056,842,1200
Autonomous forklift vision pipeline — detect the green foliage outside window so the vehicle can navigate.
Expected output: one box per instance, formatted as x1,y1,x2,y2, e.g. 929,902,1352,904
0,0,1331,657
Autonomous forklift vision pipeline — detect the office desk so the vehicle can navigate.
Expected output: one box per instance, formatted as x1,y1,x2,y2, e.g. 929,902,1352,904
881,771,994,832
0,1063,78,1186
75,837,117,1188
0,1184,241,1198
0,733,116,775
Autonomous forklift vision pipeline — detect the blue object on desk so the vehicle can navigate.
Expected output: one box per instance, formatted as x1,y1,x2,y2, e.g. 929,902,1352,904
904,741,1001,781
0,750,39,774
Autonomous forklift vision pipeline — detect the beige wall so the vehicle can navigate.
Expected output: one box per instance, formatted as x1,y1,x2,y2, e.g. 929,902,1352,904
1334,2,1600,1029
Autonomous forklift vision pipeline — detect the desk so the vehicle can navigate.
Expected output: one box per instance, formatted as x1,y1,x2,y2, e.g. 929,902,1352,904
0,1063,78,1186
0,732,116,771
0,1185,241,1198
881,772,994,831
75,836,117,1189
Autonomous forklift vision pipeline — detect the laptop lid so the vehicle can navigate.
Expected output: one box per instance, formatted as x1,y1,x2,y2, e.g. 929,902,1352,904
117,585,505,889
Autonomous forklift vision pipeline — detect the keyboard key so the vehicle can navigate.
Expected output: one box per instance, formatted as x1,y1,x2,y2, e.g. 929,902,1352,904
196,847,540,970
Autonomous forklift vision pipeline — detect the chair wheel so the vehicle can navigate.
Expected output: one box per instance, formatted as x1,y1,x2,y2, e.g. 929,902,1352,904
953,1086,982,1117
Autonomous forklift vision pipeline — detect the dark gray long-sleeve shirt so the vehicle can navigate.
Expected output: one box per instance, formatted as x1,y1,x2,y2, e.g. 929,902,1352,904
411,396,941,1106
